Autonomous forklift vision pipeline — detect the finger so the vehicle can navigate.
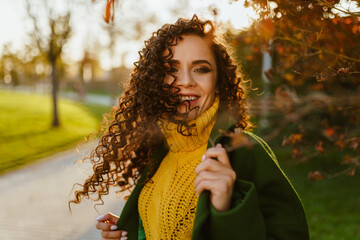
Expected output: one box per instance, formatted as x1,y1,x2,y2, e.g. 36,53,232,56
195,179,223,196
195,168,236,189
101,229,128,239
194,170,226,188
203,146,230,167
96,212,119,224
96,221,113,231
195,158,225,175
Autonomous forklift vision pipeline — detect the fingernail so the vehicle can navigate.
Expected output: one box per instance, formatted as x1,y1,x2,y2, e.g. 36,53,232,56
95,215,104,221
110,225,118,230
202,154,205,161
121,237,128,240
122,231,128,236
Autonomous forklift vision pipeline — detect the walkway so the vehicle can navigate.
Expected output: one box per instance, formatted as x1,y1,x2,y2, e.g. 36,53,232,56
0,142,125,240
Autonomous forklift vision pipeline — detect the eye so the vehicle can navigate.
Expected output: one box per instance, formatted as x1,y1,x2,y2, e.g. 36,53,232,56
194,67,211,73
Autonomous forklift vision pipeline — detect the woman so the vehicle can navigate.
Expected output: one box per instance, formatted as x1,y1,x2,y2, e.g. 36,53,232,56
71,15,309,240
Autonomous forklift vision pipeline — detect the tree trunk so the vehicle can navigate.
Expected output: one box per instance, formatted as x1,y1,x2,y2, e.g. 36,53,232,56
259,49,272,129
51,58,60,127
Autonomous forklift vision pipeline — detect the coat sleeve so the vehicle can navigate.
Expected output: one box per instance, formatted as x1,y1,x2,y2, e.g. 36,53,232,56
205,145,309,240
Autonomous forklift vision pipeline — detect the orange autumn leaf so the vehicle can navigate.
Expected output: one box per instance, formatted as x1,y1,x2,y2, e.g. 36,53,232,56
325,128,335,137
316,141,325,153
246,55,254,61
244,36,252,44
292,134,303,143
256,19,275,40
345,18,353,24
103,0,117,23
292,148,302,158
284,73,294,82
308,171,323,181
276,45,284,55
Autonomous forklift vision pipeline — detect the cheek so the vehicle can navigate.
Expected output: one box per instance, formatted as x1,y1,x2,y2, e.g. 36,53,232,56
164,74,174,85
205,75,217,97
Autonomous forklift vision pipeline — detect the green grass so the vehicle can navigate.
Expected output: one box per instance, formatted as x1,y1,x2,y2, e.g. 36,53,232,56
0,90,111,175
275,147,360,240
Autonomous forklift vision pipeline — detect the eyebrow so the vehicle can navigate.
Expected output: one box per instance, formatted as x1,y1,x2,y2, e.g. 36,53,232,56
169,59,212,67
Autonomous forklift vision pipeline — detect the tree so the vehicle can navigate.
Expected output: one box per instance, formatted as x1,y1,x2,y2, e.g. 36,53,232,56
232,0,360,179
26,0,71,127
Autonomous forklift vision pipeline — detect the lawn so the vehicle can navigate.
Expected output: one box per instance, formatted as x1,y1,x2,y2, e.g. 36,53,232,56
276,147,360,240
0,90,111,175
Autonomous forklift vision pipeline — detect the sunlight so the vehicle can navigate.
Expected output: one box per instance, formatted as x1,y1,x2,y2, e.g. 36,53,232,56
215,0,259,29
0,0,259,69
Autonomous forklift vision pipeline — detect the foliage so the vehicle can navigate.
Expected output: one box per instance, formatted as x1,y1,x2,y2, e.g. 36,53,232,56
230,0,360,179
0,90,109,175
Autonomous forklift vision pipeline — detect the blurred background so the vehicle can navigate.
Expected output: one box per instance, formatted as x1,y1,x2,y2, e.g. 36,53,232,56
0,0,359,239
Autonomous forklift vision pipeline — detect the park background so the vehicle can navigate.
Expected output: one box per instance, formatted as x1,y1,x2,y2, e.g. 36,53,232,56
0,0,359,239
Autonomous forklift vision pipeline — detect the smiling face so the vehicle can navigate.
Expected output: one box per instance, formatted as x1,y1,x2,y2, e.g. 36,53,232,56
164,34,218,121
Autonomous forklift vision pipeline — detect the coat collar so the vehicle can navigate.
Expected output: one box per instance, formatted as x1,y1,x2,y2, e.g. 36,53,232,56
207,109,236,147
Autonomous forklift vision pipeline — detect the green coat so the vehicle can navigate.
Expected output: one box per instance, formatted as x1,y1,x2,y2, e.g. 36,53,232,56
116,112,309,239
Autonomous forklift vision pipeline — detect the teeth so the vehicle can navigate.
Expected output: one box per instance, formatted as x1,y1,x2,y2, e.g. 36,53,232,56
178,96,198,101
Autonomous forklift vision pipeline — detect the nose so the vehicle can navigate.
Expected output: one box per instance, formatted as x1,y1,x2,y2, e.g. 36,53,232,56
176,69,196,88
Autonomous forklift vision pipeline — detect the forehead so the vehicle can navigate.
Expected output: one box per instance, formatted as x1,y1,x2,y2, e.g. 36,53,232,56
169,34,214,61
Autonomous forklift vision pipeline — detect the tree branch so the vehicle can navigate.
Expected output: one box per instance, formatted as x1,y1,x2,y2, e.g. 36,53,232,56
274,36,360,63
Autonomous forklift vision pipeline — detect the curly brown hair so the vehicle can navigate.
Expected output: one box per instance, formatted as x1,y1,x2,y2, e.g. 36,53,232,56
70,15,249,207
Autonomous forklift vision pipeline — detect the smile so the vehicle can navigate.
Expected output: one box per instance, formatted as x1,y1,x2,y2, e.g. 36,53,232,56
177,95,199,101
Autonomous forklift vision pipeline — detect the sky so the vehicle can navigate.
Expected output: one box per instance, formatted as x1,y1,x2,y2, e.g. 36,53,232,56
1,0,358,70
0,0,259,69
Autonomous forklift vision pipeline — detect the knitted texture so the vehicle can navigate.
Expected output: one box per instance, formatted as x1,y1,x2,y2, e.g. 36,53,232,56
138,98,219,239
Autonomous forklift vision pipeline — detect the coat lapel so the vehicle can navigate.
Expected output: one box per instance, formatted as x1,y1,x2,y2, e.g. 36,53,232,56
192,110,236,239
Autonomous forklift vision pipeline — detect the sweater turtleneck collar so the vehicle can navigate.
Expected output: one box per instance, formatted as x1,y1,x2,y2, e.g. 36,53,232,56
158,97,219,152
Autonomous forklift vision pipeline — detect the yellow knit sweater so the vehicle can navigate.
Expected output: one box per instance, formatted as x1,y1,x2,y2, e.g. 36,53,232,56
138,98,219,240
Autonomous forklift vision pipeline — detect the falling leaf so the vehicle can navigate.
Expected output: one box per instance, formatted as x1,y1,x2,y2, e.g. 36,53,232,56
103,0,117,23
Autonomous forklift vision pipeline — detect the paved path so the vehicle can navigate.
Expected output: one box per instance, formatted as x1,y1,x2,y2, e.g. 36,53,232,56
0,142,125,240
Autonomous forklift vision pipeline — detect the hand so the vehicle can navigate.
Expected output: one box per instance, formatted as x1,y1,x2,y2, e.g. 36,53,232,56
194,143,236,212
96,212,128,240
